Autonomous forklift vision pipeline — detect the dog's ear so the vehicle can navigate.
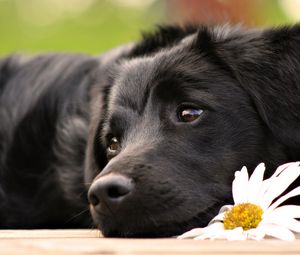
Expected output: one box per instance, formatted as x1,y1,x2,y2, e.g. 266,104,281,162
97,43,134,69
219,25,300,149
0,55,22,91
84,44,135,184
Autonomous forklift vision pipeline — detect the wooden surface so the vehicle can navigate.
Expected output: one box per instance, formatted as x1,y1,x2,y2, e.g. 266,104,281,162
1,229,300,255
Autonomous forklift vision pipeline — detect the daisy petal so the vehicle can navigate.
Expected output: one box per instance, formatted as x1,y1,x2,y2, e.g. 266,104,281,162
261,214,300,234
267,186,300,212
218,205,233,214
245,227,266,240
281,218,300,234
264,205,300,219
177,222,224,239
259,224,295,241
194,229,226,240
177,228,204,239
208,205,232,225
194,233,216,240
260,162,300,204
224,228,247,241
261,164,300,209
193,227,246,241
232,171,241,204
232,166,249,204
208,212,225,225
270,162,300,179
247,163,265,203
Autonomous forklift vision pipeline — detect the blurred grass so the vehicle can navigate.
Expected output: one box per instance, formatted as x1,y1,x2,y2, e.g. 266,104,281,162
0,0,164,56
0,0,296,56
256,0,291,26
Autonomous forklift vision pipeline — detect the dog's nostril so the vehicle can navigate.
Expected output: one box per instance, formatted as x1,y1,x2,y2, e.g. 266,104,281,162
107,185,130,199
89,194,100,206
88,174,134,212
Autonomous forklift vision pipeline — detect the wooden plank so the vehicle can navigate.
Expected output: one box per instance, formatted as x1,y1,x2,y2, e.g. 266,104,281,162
0,229,101,239
0,230,300,255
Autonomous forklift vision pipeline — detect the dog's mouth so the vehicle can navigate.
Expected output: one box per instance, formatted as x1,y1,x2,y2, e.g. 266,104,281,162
91,202,222,237
87,172,231,237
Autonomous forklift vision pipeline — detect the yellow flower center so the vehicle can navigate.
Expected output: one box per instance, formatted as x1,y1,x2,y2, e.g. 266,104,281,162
223,203,263,231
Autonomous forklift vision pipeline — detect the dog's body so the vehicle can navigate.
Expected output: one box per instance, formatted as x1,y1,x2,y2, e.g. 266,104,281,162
0,25,299,236
0,54,97,228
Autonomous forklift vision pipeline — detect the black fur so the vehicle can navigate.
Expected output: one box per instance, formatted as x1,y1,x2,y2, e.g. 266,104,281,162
0,24,299,237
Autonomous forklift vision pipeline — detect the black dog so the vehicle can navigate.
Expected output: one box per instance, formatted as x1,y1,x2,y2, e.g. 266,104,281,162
0,24,299,237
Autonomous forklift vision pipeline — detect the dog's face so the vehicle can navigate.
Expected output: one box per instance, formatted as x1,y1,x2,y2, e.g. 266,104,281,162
85,25,300,237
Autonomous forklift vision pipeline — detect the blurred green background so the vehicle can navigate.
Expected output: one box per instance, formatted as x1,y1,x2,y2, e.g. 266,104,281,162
0,0,299,56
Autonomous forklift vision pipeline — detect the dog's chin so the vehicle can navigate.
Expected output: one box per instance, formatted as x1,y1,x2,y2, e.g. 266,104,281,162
92,211,213,238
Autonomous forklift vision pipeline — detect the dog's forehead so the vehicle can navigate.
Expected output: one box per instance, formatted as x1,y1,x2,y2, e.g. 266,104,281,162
107,46,213,114
107,56,157,113
106,26,249,115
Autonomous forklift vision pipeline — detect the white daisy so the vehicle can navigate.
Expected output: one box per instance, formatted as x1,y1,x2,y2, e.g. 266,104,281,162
178,162,300,241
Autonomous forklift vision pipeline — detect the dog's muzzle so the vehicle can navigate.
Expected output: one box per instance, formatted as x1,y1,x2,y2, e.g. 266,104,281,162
88,174,134,214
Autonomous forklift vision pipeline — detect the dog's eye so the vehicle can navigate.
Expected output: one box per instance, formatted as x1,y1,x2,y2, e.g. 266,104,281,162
107,137,120,154
177,107,203,123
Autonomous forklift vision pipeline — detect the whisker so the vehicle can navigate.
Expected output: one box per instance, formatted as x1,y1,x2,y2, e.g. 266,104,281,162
102,199,116,219
81,182,93,185
64,208,90,225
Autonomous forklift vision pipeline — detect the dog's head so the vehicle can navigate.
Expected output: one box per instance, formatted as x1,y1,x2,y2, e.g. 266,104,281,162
85,25,300,237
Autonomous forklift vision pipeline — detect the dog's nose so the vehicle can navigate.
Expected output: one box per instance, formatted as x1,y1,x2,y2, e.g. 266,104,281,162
88,174,133,212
